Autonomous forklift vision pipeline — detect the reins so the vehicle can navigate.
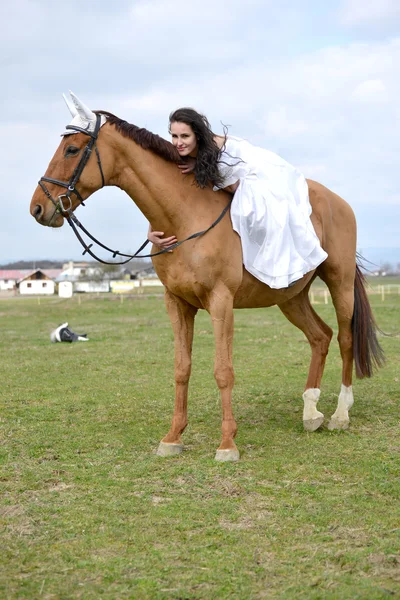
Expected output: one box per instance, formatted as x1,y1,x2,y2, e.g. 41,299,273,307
38,115,232,265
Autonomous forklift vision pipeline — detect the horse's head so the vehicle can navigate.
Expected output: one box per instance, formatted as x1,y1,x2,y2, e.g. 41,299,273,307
30,92,109,227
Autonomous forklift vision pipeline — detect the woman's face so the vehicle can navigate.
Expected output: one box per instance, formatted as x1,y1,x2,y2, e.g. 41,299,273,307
170,121,198,157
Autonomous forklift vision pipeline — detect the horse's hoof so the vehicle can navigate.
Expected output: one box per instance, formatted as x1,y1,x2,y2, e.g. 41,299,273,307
215,449,240,462
303,415,324,432
156,442,184,457
327,417,349,431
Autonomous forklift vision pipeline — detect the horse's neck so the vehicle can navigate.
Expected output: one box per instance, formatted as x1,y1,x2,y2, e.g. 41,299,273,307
107,129,189,228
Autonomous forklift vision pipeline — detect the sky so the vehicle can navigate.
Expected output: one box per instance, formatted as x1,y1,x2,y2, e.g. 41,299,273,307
1,0,399,265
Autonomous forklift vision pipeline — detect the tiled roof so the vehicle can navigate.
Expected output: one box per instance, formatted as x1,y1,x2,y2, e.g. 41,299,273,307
0,270,30,280
42,269,63,279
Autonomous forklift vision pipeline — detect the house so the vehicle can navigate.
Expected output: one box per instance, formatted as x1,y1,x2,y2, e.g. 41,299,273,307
57,260,110,293
59,261,102,280
0,270,28,291
0,268,62,293
18,269,58,295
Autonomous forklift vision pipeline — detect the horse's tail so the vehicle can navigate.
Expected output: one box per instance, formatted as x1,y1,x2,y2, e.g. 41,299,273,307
352,264,385,378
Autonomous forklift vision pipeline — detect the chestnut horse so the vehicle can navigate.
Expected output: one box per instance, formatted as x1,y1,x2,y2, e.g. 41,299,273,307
30,93,383,461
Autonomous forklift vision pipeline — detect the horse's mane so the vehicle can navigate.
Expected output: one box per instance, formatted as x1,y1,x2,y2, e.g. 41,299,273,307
96,111,180,163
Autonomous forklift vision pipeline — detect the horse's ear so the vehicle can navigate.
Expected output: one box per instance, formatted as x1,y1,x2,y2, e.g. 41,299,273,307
63,93,78,118
68,91,96,123
61,91,106,136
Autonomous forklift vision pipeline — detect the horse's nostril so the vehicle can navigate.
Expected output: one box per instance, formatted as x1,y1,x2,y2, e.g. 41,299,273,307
32,204,43,219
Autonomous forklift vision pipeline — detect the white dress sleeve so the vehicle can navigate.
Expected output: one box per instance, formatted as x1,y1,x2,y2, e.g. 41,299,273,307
213,137,252,190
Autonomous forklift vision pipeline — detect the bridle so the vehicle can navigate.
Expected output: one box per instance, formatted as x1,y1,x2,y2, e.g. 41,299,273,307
38,114,232,265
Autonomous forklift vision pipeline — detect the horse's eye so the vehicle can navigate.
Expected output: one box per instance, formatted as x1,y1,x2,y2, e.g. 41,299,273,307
65,145,80,157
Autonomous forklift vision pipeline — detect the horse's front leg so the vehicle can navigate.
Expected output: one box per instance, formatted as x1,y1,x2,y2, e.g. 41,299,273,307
208,288,239,462
157,289,198,457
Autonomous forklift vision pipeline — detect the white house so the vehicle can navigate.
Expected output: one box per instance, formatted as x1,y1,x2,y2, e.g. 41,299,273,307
0,270,29,291
18,269,56,295
59,261,102,279
57,260,110,293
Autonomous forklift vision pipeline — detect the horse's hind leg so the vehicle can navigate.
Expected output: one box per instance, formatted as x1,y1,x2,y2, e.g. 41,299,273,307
157,289,198,457
279,289,333,431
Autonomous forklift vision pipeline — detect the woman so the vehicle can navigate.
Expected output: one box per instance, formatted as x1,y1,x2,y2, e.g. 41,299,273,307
148,108,327,289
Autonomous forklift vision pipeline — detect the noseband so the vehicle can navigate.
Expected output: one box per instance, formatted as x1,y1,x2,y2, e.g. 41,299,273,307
38,114,232,265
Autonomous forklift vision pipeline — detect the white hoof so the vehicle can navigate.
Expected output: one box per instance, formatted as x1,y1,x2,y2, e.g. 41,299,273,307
156,442,184,457
215,449,240,462
328,385,353,431
327,417,349,431
303,413,324,432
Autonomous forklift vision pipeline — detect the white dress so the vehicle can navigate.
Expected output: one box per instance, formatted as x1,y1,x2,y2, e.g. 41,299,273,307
214,136,328,289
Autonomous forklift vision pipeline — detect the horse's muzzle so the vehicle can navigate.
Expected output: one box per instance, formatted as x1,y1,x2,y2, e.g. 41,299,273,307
30,202,64,227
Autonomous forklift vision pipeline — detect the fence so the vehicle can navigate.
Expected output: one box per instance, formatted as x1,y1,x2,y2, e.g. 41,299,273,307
310,283,400,304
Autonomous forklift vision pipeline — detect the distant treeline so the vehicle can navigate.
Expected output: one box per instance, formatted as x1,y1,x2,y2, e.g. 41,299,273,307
0,259,152,271
0,260,66,269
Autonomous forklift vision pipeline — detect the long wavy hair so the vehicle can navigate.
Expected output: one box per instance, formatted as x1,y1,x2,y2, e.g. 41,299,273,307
169,108,226,188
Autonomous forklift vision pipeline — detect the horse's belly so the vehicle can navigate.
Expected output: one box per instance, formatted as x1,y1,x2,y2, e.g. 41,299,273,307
233,270,279,308
233,269,315,308
153,246,314,310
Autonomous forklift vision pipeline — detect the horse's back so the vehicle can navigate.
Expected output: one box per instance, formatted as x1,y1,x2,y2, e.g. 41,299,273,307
156,180,357,310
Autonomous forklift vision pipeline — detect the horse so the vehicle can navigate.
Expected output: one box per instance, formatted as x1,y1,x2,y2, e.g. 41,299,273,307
30,92,384,461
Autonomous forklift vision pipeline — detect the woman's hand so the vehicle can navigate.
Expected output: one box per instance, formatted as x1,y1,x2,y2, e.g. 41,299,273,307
148,228,177,251
177,157,196,174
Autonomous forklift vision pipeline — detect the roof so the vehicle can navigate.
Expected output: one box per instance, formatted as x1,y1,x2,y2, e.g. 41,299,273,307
0,269,30,280
17,268,62,283
42,269,63,279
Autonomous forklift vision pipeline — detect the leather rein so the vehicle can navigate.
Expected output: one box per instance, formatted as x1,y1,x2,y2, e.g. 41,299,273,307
38,114,232,265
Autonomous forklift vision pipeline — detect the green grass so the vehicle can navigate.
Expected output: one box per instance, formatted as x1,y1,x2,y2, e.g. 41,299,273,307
1,290,399,599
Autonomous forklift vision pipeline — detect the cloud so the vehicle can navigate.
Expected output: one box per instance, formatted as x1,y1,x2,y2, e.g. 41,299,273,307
1,2,400,261
351,79,389,102
385,194,400,205
297,163,328,181
263,107,310,138
340,0,400,26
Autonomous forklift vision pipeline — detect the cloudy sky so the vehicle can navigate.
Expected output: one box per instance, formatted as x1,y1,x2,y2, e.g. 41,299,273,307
2,0,399,265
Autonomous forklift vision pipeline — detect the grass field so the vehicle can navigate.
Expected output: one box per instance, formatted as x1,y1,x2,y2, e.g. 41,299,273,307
1,286,399,599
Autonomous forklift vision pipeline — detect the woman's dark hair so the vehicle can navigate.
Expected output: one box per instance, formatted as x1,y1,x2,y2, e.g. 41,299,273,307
169,107,226,188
